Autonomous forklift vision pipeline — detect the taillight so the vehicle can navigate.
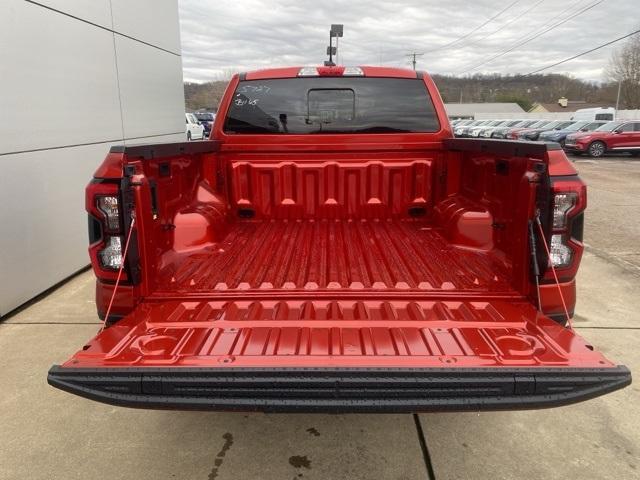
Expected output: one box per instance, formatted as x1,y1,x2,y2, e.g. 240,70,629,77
544,179,586,281
86,180,127,281
96,195,121,231
99,236,123,269
549,234,573,267
552,193,576,229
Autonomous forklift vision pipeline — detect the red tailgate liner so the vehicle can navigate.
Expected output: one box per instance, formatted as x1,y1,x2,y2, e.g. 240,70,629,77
49,290,630,412
59,299,613,368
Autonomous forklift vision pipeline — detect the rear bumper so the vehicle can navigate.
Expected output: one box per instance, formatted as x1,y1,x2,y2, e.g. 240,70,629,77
48,366,631,413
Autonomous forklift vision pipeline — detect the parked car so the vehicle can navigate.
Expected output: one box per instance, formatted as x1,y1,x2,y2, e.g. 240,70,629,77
505,119,552,139
517,121,577,141
468,120,504,137
472,120,510,138
491,119,538,139
565,120,640,157
451,119,472,128
454,119,489,137
185,112,205,141
480,119,522,138
539,121,607,147
194,111,216,138
49,65,630,412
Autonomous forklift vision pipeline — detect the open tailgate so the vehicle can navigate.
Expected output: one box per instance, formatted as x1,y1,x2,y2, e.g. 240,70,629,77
48,299,630,412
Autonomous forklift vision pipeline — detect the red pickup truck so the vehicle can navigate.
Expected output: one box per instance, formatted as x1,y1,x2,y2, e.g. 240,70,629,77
48,66,630,412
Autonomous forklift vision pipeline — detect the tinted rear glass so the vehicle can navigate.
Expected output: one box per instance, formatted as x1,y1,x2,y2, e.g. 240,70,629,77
224,78,440,134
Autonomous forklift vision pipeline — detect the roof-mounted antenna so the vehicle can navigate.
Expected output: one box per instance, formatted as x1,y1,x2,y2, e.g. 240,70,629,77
325,24,343,66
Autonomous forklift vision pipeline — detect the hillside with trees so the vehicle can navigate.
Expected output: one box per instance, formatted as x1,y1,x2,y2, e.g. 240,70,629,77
184,36,640,112
184,81,228,111
431,73,620,111
184,74,621,112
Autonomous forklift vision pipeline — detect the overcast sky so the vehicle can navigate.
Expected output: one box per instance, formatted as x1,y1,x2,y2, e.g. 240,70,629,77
178,0,638,83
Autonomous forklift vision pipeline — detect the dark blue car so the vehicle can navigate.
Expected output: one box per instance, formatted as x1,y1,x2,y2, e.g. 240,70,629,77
194,112,216,138
538,121,608,146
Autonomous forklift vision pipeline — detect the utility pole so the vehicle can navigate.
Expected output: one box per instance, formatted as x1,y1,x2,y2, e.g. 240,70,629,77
405,52,424,71
615,78,622,119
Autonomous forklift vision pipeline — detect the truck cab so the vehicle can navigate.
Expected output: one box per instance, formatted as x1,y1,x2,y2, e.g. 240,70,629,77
48,66,630,412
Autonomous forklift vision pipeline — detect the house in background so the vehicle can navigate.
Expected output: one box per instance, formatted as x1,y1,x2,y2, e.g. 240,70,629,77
528,97,610,113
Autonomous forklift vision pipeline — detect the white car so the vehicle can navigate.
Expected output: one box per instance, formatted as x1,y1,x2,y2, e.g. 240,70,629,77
185,113,205,141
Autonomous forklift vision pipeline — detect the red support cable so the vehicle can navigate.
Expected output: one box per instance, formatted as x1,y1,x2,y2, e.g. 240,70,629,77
535,218,573,329
100,217,136,332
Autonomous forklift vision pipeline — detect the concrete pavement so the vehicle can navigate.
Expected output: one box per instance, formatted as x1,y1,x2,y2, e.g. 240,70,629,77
0,157,638,480
0,316,429,480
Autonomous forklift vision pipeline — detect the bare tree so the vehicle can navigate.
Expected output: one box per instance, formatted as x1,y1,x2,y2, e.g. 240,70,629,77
608,34,640,109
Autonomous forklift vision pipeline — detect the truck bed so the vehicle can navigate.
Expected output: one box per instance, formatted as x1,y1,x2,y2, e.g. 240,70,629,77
48,138,632,412
155,218,514,295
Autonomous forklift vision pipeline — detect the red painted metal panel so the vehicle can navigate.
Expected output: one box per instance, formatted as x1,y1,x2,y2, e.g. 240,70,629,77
227,157,435,218
154,219,513,294
64,299,614,368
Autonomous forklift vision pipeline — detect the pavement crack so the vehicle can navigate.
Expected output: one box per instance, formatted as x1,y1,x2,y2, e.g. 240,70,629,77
413,414,436,480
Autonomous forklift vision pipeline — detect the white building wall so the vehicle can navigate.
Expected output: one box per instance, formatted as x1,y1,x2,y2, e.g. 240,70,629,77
0,0,186,316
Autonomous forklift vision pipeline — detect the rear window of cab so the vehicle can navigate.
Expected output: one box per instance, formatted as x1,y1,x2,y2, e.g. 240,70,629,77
224,77,441,134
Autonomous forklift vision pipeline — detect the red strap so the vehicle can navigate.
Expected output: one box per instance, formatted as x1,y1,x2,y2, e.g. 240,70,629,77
535,219,573,329
100,217,136,332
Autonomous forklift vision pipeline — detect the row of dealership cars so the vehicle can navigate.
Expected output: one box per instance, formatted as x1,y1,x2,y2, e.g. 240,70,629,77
185,111,216,141
451,118,640,157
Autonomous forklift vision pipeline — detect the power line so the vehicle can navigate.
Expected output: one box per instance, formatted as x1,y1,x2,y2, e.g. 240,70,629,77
524,29,640,75
380,0,572,63
458,0,602,73
336,1,538,66
425,0,521,52
471,0,546,43
458,0,606,74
